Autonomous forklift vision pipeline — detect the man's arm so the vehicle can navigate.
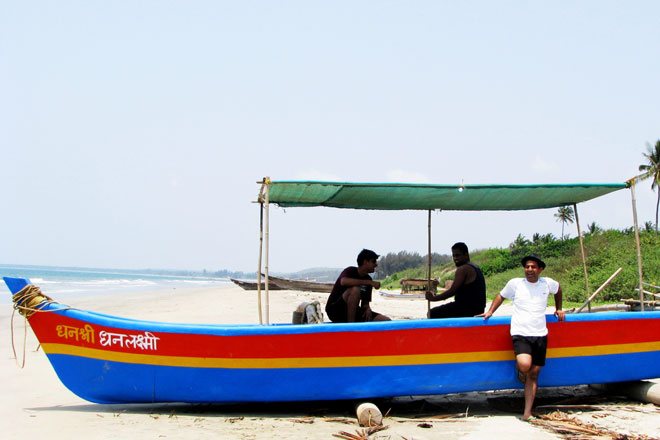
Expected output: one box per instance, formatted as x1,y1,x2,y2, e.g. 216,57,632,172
553,285,565,321
426,264,472,302
476,293,504,319
340,276,379,315
340,277,381,289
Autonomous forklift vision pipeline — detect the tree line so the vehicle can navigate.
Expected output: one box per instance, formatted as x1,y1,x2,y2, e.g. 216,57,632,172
376,251,451,278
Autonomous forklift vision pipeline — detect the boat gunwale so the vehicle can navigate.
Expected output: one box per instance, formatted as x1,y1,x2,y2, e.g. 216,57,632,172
31,300,660,336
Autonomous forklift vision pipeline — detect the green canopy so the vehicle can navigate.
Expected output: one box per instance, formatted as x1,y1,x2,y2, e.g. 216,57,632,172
262,181,628,211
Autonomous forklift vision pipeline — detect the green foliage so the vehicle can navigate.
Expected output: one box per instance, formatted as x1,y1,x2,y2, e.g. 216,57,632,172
381,266,437,289
473,248,517,277
556,230,660,302
380,228,660,304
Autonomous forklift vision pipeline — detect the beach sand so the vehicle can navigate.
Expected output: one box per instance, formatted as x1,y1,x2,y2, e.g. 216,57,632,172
2,285,659,439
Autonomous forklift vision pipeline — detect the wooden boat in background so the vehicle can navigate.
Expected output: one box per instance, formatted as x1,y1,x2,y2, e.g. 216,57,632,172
379,290,426,299
400,278,439,294
263,274,334,293
230,278,283,291
6,275,660,404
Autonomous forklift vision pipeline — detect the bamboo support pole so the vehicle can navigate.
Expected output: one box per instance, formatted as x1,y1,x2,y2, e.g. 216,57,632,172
629,180,645,311
571,303,631,313
637,289,660,299
264,178,271,324
427,210,432,314
575,267,623,313
573,204,591,312
256,202,264,324
642,281,660,290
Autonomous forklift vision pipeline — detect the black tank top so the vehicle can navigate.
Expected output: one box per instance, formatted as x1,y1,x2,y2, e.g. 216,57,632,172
454,262,486,313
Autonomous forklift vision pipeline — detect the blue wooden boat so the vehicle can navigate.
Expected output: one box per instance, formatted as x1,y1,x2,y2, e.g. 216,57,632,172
6,179,659,404
6,275,660,404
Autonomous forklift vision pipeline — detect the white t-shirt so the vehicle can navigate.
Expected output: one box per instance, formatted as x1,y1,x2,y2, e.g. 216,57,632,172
500,277,560,337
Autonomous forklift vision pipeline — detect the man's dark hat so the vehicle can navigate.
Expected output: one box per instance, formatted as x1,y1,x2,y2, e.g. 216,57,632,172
521,254,546,269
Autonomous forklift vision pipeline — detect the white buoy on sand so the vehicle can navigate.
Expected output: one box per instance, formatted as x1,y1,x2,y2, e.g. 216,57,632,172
356,402,383,427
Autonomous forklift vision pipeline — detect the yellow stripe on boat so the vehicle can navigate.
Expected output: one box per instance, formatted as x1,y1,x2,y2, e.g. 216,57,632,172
40,341,660,369
548,341,660,358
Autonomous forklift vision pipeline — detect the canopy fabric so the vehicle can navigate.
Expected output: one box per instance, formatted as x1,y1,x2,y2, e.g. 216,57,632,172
262,181,628,211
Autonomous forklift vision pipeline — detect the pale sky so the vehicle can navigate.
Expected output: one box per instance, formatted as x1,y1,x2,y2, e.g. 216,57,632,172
2,1,659,273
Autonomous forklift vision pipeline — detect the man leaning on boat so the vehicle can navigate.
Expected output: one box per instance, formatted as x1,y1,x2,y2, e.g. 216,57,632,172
478,254,566,421
325,249,391,323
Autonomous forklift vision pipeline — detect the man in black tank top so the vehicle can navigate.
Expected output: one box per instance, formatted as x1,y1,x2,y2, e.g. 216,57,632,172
426,242,486,318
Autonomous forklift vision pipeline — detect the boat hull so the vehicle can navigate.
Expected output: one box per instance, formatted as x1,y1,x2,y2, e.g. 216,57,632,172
230,278,283,290
264,275,334,293
20,299,660,404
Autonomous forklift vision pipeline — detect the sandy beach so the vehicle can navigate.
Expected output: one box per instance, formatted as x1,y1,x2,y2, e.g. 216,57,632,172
2,285,659,440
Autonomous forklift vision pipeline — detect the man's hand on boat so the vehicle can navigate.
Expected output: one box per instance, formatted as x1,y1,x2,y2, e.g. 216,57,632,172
476,310,493,319
475,308,566,321
476,293,503,319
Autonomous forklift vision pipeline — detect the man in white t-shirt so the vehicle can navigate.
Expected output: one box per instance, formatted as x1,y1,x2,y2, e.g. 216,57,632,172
478,254,565,421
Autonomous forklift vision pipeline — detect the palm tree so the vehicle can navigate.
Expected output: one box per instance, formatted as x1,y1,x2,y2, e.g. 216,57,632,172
587,221,602,235
644,220,654,233
540,233,556,244
638,140,660,235
554,206,575,240
510,233,530,249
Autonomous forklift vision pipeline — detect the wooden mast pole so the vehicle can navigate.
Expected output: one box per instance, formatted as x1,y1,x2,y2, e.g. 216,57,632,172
573,203,591,312
427,210,432,314
629,179,645,310
264,177,271,324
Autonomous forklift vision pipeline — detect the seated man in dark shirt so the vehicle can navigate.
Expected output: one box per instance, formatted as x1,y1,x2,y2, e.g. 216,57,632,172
426,242,486,318
326,249,391,323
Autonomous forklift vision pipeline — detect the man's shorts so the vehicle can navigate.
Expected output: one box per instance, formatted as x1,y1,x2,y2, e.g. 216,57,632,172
428,302,482,319
511,335,548,366
326,296,382,323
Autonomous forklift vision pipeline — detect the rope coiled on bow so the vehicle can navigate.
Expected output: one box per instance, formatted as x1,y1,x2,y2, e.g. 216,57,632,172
10,285,68,368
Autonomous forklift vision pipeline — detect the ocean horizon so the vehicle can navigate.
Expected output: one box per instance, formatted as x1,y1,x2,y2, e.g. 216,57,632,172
0,264,231,303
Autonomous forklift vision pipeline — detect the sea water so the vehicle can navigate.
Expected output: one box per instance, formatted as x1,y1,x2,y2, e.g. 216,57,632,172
0,264,231,303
